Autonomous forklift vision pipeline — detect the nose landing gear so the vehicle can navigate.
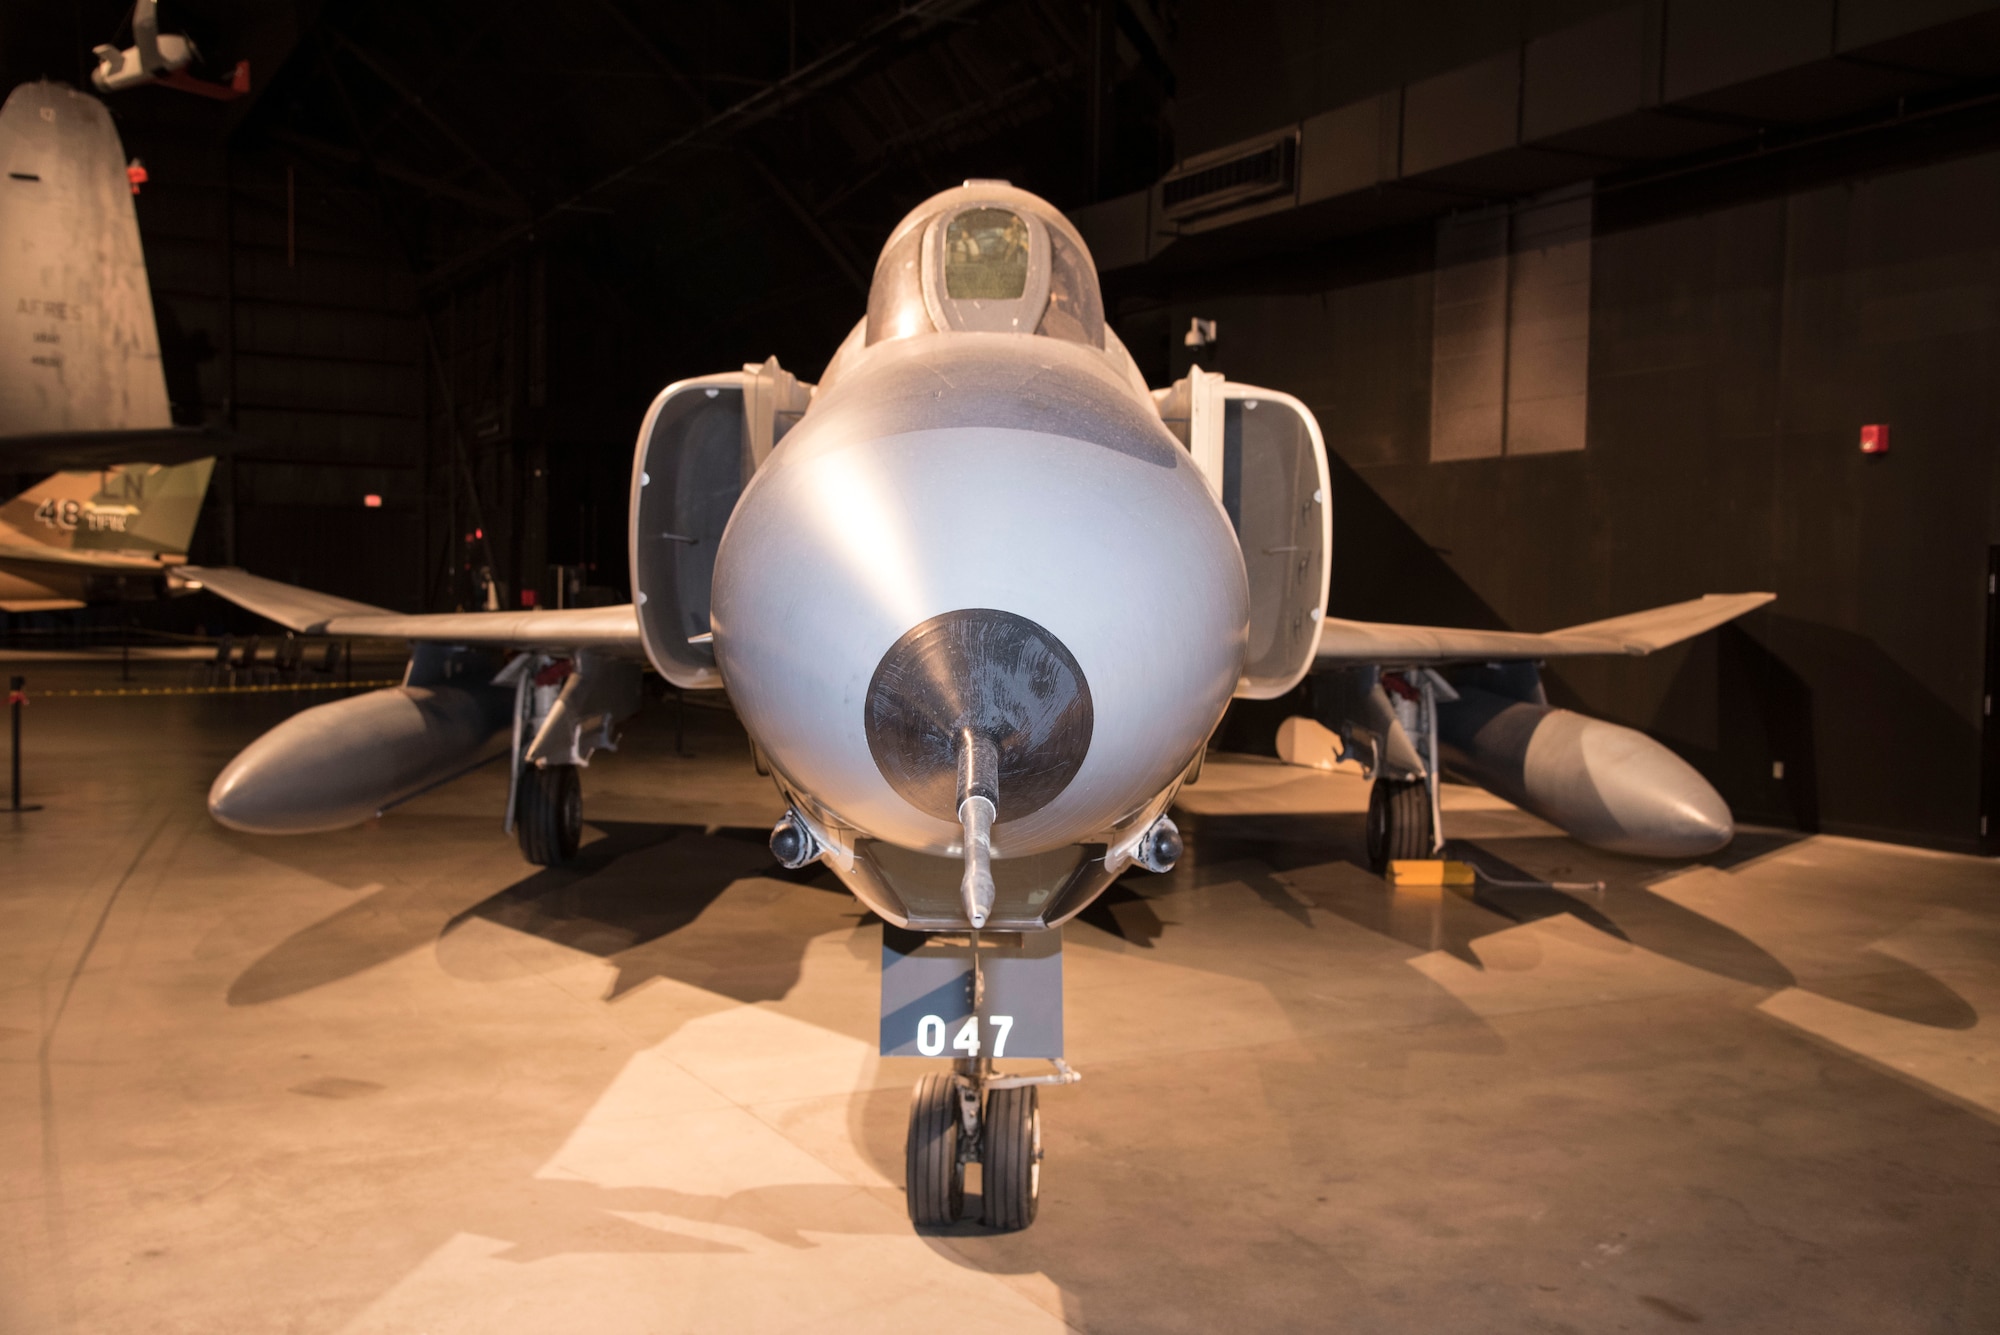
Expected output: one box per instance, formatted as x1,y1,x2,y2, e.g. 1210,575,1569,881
905,1057,1067,1230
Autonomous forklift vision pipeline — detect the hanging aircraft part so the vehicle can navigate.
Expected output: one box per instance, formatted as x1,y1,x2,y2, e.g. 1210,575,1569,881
90,1,248,100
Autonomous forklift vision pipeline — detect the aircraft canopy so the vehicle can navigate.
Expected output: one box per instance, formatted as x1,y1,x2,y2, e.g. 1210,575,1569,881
865,181,1104,350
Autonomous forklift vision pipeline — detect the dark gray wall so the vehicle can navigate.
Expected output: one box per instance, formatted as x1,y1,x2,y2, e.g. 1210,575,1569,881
138,140,427,613
1132,147,2000,853
1175,0,1635,158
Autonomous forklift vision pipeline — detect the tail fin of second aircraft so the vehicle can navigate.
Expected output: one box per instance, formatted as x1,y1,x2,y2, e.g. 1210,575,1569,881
0,457,215,557
0,81,173,438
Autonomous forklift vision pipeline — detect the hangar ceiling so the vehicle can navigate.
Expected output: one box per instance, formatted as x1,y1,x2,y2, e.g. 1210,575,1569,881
242,0,1176,344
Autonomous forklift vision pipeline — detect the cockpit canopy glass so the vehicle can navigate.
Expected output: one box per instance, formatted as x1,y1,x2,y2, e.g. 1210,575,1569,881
943,209,1031,300
865,187,1104,351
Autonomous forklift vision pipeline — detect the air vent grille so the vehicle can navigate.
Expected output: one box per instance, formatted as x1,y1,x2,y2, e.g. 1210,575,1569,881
1161,135,1297,222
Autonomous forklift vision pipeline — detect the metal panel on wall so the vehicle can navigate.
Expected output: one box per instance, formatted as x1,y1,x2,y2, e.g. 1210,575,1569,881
1506,187,1592,456
1429,209,1508,461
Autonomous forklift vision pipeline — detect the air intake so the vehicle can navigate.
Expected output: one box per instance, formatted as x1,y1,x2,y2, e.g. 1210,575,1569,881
1160,132,1298,224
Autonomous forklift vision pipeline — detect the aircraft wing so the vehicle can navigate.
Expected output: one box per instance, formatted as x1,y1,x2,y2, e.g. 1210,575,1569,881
176,566,646,656
1313,592,1774,666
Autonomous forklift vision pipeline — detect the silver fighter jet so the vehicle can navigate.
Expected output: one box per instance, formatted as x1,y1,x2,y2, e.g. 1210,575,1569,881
179,181,1772,1231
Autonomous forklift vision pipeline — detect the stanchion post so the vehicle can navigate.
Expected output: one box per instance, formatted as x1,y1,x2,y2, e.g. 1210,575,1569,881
9,674,40,813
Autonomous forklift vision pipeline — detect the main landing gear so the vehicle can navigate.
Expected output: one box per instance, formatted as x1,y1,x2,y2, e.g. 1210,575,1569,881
1366,776,1433,872
1362,667,1450,872
515,764,581,865
907,1058,1065,1230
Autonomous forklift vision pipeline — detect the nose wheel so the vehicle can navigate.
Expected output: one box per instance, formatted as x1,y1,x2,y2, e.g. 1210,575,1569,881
905,1073,964,1226
981,1084,1041,1230
905,1058,1068,1230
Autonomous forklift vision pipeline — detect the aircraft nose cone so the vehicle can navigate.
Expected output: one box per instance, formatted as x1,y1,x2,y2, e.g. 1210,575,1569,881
710,339,1249,857
865,608,1093,825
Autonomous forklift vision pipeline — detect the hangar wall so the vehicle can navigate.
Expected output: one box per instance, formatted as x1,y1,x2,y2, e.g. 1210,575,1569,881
1111,2,2000,855
136,143,427,613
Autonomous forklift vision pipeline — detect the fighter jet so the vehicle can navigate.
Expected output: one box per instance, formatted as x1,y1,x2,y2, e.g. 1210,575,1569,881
0,457,214,610
176,181,1771,1231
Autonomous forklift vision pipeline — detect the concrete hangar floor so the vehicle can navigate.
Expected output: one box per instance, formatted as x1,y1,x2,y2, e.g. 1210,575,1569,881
3,650,1998,1334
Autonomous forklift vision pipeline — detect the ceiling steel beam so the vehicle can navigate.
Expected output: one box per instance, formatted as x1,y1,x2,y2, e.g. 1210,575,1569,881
272,129,528,219
421,0,996,290
324,28,531,213
591,0,867,292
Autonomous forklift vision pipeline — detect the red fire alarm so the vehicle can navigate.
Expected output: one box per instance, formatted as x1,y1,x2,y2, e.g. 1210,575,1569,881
1860,423,1890,455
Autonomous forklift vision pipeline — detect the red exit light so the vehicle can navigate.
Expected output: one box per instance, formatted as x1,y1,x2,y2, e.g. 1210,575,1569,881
363,494,382,507
1860,424,1890,455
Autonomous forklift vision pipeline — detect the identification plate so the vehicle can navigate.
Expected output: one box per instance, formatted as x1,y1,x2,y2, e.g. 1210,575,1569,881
879,926,1063,1058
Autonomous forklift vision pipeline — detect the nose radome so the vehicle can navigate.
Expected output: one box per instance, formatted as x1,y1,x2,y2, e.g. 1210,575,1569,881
708,335,1251,857
865,608,1092,825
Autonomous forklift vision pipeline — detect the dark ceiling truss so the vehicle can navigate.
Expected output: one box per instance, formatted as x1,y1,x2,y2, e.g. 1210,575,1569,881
244,0,1176,338
416,0,1006,288
860,61,1079,166
270,128,526,220
589,0,869,292
322,27,532,217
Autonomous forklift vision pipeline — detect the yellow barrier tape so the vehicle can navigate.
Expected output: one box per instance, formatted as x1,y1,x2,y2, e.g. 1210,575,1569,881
23,679,403,700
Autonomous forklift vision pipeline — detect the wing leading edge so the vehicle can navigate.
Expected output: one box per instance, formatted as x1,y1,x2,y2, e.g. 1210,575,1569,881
175,566,645,657
1313,592,1774,666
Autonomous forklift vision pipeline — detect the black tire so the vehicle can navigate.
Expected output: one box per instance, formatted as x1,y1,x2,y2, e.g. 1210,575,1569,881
516,765,582,866
981,1085,1041,1231
1366,777,1433,872
906,1074,964,1226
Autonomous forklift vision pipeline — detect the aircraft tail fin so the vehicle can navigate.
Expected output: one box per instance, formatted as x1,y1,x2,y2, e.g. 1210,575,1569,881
0,82,173,437
0,457,215,557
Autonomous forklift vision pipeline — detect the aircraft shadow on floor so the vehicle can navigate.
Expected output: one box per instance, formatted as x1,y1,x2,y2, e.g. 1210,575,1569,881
441,820,860,1003
478,1177,910,1258
1157,808,1975,1030
226,805,1974,1031
226,820,855,1007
